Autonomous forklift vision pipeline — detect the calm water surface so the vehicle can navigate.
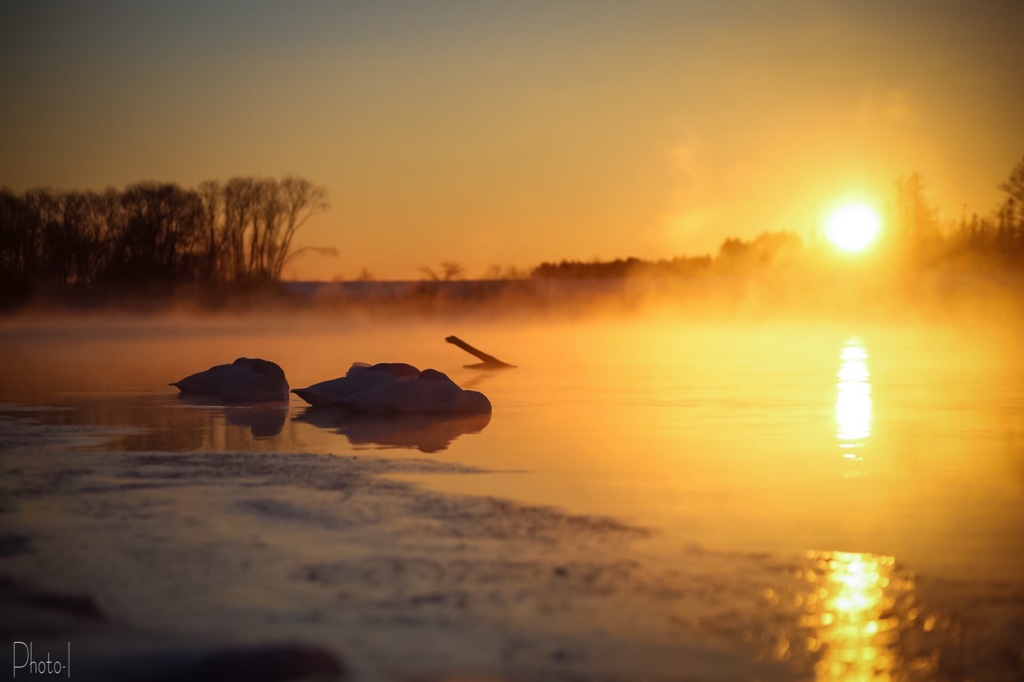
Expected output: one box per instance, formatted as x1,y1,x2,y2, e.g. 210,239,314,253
2,315,1022,583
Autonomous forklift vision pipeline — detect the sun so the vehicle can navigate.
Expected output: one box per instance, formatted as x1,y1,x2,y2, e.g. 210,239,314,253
825,203,882,253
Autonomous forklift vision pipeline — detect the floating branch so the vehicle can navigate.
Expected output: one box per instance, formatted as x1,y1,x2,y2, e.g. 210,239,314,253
445,336,516,370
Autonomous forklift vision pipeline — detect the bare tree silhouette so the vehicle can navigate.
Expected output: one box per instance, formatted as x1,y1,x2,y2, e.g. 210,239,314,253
419,260,465,281
0,175,328,303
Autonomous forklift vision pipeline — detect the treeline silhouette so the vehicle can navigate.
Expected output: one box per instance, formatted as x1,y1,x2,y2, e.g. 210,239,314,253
533,255,709,279
3,156,1023,312
533,155,1024,280
0,176,326,303
532,232,803,279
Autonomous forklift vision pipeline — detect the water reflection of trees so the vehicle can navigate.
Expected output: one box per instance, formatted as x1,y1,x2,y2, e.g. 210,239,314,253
27,396,295,451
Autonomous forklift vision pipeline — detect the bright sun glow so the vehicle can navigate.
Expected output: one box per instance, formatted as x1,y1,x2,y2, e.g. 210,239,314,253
825,204,882,253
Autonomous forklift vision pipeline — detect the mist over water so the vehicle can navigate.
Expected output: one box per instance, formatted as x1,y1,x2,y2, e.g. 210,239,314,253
4,1,1023,675
3,304,1024,680
3,309,1022,583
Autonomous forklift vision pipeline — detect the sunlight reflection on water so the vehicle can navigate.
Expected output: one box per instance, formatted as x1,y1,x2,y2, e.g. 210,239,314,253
805,551,901,681
760,548,940,682
3,318,1024,680
2,318,1023,584
836,338,872,464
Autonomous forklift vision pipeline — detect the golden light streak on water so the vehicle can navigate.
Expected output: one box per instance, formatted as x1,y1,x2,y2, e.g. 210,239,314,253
805,551,900,682
836,338,872,462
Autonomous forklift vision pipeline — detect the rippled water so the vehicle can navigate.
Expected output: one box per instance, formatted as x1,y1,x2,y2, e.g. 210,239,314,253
4,316,1021,579
2,314,1022,679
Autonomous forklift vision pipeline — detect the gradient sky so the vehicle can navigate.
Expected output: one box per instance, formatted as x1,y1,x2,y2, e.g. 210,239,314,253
2,1,1022,280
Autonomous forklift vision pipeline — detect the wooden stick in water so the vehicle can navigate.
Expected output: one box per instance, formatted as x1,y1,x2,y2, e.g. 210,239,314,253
445,336,516,369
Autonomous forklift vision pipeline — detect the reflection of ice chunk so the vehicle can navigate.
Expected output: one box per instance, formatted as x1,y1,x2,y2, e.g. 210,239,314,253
171,358,289,403
293,363,491,415
175,396,288,438
223,406,288,438
296,408,491,453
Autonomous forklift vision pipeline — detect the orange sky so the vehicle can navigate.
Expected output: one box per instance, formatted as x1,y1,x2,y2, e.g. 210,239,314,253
2,1,1022,280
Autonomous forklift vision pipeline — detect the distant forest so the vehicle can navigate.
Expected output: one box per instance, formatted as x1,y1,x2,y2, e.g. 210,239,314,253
2,156,1023,309
0,176,327,302
533,155,1024,280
